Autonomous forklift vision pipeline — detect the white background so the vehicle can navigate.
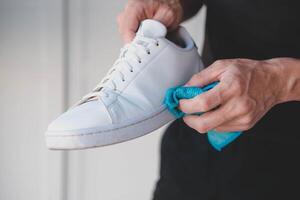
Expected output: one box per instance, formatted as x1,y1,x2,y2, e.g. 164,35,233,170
0,0,206,199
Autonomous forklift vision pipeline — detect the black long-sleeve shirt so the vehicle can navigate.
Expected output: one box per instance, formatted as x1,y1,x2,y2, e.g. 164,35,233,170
199,0,300,142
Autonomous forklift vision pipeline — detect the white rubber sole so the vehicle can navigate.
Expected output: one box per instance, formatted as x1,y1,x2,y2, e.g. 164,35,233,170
45,109,175,150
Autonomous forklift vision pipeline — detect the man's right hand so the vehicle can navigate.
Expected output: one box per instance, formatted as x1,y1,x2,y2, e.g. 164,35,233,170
117,0,183,43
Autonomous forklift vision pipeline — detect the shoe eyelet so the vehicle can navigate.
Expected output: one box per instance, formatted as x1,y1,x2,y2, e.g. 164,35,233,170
147,51,151,55
138,60,142,64
156,42,159,47
122,79,125,82
130,69,133,72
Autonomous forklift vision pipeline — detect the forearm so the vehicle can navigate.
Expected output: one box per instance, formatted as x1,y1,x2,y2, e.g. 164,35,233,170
269,58,300,103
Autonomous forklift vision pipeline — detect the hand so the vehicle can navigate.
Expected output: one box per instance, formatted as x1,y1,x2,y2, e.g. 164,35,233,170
179,58,287,133
117,0,183,43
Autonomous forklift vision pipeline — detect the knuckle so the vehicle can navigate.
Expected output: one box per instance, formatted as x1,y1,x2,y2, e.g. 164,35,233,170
245,99,255,109
232,76,244,94
239,99,254,115
179,100,188,112
238,104,249,115
180,100,196,114
241,115,253,125
241,123,254,131
195,122,208,133
213,60,224,66
230,61,241,70
235,58,248,65
160,3,171,10
214,59,231,67
240,105,249,115
166,9,175,19
197,97,211,112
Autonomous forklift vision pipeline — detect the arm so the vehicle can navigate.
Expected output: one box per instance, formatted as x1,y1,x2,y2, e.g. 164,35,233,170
273,58,300,102
117,0,203,43
179,57,300,133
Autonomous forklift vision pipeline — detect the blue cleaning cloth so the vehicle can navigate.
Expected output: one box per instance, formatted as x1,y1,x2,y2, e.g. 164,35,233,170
164,82,241,151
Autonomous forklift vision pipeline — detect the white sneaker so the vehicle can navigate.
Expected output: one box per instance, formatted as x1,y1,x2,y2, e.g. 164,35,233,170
46,19,203,150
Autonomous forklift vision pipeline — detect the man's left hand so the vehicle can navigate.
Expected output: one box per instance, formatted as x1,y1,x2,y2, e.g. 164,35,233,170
179,58,286,133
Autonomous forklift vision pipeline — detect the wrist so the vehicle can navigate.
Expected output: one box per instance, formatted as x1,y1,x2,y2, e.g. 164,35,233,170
266,58,300,103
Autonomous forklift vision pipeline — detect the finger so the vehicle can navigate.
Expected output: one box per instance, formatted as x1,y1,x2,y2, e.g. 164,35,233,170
212,117,244,132
179,82,229,114
215,113,258,132
183,103,236,133
118,10,145,43
153,4,175,28
122,31,136,44
183,115,207,134
120,16,140,43
214,125,245,133
185,60,228,87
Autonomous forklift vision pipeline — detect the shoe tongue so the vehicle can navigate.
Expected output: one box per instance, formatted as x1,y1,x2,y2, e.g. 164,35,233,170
136,19,167,38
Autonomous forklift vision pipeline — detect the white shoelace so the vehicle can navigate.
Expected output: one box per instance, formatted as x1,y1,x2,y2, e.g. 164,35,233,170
77,36,160,105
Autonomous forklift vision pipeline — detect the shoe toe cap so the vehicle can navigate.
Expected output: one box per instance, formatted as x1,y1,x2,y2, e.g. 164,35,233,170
47,100,112,133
